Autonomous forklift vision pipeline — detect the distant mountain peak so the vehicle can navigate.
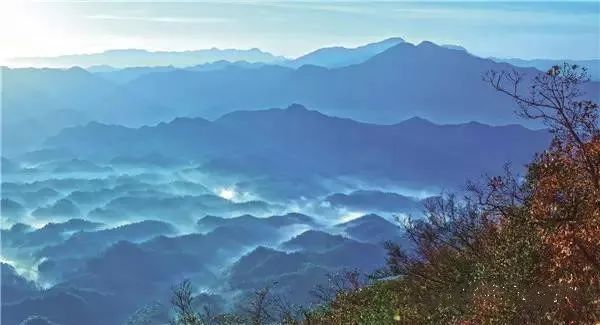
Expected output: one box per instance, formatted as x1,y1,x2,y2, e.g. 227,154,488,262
290,37,406,68
400,116,432,123
338,213,390,227
377,37,405,44
164,116,211,127
10,47,285,68
394,116,436,128
416,40,440,49
66,66,89,73
216,104,326,124
442,44,468,52
286,103,309,112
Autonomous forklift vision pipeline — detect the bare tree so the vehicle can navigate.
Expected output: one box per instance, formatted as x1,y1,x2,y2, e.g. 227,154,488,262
197,305,216,325
170,280,201,325
382,192,487,285
484,63,599,188
271,294,303,325
310,270,366,305
239,283,277,325
466,163,526,219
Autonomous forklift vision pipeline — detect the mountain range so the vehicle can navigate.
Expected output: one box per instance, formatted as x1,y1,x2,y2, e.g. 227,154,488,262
44,104,551,188
9,37,597,81
4,34,599,325
8,48,285,69
6,38,404,69
287,37,405,68
4,38,598,156
3,40,583,156
120,41,598,125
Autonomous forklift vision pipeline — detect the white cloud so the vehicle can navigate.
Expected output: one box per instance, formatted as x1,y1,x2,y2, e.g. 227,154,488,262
217,187,236,201
259,2,370,15
86,14,233,24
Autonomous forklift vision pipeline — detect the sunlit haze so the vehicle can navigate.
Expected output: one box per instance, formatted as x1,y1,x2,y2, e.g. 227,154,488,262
1,0,599,66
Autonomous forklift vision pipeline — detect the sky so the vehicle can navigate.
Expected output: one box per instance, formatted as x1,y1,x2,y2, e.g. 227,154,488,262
0,1,599,64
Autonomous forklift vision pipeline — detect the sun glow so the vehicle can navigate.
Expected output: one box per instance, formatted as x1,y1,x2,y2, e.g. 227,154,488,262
0,0,128,67
0,1,61,64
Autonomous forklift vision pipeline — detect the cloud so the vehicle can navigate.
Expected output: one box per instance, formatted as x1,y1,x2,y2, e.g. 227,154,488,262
251,2,370,15
86,14,233,24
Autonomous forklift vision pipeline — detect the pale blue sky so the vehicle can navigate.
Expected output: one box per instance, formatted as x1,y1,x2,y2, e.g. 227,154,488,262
1,1,598,62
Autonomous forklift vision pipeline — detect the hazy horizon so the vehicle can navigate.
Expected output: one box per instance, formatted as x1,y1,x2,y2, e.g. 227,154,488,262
1,1,599,66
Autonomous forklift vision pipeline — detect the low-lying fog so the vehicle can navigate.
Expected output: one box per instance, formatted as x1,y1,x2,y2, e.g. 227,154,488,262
1,156,430,324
